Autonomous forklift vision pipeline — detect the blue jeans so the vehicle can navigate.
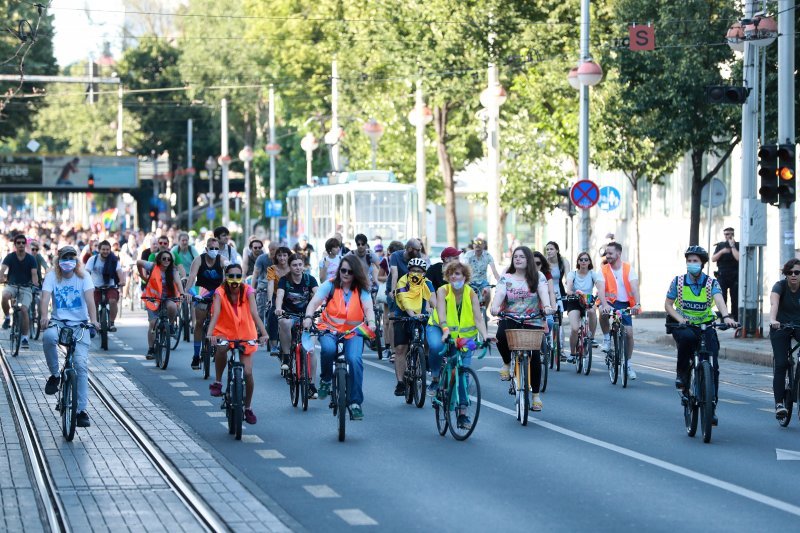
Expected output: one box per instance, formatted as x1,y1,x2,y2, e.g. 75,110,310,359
319,333,364,405
426,325,445,376
43,326,90,412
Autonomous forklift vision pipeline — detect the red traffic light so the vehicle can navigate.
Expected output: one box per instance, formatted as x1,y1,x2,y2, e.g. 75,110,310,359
87,175,95,189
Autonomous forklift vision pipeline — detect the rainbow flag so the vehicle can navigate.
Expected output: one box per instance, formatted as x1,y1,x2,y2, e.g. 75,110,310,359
354,323,376,340
101,208,117,230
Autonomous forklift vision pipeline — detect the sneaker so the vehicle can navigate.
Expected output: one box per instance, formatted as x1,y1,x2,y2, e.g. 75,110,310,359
457,414,472,429
76,411,91,428
45,375,60,395
394,382,406,396
20,338,29,350
560,354,567,362
244,408,257,424
108,323,117,332
308,384,318,399
627,365,637,380
191,356,200,370
776,403,789,419
566,354,576,364
591,338,599,348
270,346,281,357
318,381,331,399
280,354,290,371
209,382,223,397
675,371,689,390
350,404,364,420
2,317,9,329
602,339,611,353
427,381,438,396
170,323,178,336
146,348,155,360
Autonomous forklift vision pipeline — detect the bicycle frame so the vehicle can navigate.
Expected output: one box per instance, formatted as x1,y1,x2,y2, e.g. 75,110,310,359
217,339,257,440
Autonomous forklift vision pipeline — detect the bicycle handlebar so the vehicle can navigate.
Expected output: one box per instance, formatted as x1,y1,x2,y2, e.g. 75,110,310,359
215,338,259,346
390,313,430,322
497,311,544,323
142,296,183,302
672,322,735,332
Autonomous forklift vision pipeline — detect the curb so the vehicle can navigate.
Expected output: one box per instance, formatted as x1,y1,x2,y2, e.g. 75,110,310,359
639,332,772,367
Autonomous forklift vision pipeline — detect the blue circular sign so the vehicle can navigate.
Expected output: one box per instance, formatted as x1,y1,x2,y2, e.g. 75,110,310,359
570,180,600,209
598,186,621,212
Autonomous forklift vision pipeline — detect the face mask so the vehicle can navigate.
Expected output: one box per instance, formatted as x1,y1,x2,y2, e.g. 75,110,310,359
59,260,77,272
207,250,219,259
409,273,423,285
451,280,465,290
226,279,241,288
687,263,702,275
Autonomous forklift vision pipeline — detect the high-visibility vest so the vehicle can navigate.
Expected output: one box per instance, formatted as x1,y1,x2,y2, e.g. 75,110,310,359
440,284,478,339
142,265,173,311
212,285,258,355
674,274,715,325
320,286,364,337
602,262,636,307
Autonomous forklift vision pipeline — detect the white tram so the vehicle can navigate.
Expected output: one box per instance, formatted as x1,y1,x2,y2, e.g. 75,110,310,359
286,170,419,253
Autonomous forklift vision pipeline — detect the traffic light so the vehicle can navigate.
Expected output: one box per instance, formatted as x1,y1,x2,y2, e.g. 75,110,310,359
556,187,576,217
149,208,157,222
87,174,95,190
758,144,779,205
705,85,749,105
778,143,796,207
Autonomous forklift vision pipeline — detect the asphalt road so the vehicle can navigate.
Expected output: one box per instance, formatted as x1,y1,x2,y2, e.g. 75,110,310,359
101,308,800,531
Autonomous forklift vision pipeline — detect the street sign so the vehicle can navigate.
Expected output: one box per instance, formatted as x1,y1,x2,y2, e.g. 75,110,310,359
264,200,283,217
629,25,655,51
701,178,727,208
598,186,621,211
570,180,600,209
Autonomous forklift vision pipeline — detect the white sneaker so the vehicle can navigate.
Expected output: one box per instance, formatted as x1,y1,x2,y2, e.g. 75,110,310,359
602,339,611,353
627,365,637,380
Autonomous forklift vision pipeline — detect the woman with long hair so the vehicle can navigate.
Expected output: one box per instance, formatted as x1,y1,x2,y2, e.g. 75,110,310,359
267,246,292,359
137,250,185,359
303,254,376,421
564,251,607,362
206,264,269,424
491,246,553,411
545,241,570,306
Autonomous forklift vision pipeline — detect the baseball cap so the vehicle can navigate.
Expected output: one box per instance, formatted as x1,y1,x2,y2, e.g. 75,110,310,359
58,245,78,259
441,247,462,260
374,244,384,252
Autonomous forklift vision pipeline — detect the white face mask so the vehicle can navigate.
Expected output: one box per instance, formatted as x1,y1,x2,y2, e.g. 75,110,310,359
207,249,219,259
451,280,465,290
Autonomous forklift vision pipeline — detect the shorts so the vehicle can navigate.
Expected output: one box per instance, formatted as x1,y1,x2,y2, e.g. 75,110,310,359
3,285,32,308
564,295,594,316
375,282,387,304
393,319,414,346
610,300,633,327
469,280,489,293
147,308,159,321
94,287,120,303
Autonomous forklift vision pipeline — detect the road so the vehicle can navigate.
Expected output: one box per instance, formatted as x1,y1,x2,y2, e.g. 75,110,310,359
81,308,799,532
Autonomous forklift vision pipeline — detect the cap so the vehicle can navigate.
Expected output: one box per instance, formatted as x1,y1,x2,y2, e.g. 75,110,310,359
300,234,309,241
374,244,384,252
441,246,462,260
58,245,78,259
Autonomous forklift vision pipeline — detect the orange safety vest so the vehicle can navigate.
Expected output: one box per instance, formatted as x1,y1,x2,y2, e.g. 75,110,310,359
320,286,364,338
212,285,258,355
142,265,178,311
601,262,636,307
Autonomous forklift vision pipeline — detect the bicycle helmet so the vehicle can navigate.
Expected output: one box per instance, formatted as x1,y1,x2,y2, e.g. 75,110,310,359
684,245,709,264
407,257,428,272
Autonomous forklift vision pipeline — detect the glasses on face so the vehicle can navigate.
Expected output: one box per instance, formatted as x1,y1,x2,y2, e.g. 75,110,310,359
31,248,39,252
252,246,263,251
226,273,243,279
357,242,367,247
14,241,25,246
578,258,590,262
790,270,800,276
339,268,353,275
158,242,169,246
160,257,172,262
208,247,220,251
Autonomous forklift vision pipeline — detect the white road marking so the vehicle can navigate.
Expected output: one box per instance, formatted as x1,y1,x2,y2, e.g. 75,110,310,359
476,367,503,372
205,411,225,418
220,422,228,428
241,435,263,443
256,449,285,459
758,408,775,413
160,375,178,380
366,358,800,517
644,380,667,387
776,449,800,461
304,485,340,498
718,398,748,405
334,509,377,526
169,382,188,388
179,390,199,397
123,347,133,350
279,467,312,478
192,400,213,407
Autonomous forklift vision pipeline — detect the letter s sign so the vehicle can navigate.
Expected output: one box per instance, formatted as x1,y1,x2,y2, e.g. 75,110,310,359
628,25,655,51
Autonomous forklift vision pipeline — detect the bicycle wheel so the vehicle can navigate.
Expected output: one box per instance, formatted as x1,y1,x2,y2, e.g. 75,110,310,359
620,332,629,388
540,349,549,393
61,369,77,441
30,299,41,340
375,308,384,360
226,380,235,435
157,323,171,370
608,330,620,385
289,346,299,408
337,365,348,442
100,307,109,351
553,321,561,371
404,349,415,405
202,339,213,379
446,367,480,441
700,361,715,443
434,372,449,436
169,316,181,350
583,336,592,376
576,332,584,374
546,334,555,369
780,382,793,427
233,367,244,440
684,366,699,437
794,362,800,421
517,354,529,426
182,301,191,342
11,311,21,356
300,347,310,412
413,345,427,408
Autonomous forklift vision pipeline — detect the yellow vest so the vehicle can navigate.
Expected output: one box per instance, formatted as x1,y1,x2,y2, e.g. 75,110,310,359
434,284,478,339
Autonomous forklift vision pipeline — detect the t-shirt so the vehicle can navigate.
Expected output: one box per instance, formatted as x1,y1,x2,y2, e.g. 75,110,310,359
171,245,198,270
498,272,548,325
609,264,638,302
220,242,240,265
713,241,739,276
566,270,599,294
2,252,37,285
427,262,446,291
86,254,123,288
317,280,371,307
347,251,377,284
319,255,341,282
388,250,411,294
278,274,319,314
463,250,493,284
772,280,800,324
42,270,94,322
254,254,272,286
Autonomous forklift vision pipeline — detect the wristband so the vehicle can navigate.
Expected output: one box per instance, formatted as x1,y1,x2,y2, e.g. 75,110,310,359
723,314,731,319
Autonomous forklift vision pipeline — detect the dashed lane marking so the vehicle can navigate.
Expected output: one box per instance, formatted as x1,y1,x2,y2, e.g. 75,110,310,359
304,485,340,498
719,398,748,405
241,435,263,444
205,411,225,418
169,382,188,388
334,509,378,526
192,400,213,407
256,449,285,459
279,467,312,478
644,380,667,387
160,375,178,380
179,390,199,397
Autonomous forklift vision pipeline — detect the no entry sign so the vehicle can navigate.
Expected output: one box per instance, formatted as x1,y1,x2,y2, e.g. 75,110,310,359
570,180,600,209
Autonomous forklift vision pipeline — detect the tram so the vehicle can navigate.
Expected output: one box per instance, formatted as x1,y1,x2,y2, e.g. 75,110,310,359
285,170,419,253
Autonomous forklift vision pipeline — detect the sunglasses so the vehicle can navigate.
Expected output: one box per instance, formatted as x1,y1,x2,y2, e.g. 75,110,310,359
160,257,172,262
339,268,353,275
31,248,39,252
14,241,26,245
789,270,800,276
207,247,220,251
252,246,263,250
226,273,243,279
578,258,590,262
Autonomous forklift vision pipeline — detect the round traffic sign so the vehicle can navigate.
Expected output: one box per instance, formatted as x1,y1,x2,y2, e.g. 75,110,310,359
571,180,600,209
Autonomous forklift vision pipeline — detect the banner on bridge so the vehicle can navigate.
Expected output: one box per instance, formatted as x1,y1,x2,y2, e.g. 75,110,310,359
0,155,138,190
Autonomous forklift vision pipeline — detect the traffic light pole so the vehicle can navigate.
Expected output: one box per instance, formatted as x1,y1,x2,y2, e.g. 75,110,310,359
778,0,796,265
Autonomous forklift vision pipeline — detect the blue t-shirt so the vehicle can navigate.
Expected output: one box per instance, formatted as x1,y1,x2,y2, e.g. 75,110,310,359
666,273,722,300
386,250,410,295
317,280,371,306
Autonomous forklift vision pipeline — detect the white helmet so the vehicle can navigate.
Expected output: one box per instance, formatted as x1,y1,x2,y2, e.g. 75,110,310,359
407,257,428,272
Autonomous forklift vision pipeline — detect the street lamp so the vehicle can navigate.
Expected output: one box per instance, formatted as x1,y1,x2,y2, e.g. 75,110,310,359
300,133,318,187
205,155,217,202
407,81,433,241
362,118,384,170
324,126,344,175
239,145,254,241
480,68,507,262
265,142,281,238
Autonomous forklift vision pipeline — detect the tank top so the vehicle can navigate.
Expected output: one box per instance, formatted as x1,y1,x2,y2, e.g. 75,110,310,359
196,253,223,292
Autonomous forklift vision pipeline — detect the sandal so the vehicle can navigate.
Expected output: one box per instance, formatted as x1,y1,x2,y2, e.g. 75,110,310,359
499,367,511,381
531,400,543,412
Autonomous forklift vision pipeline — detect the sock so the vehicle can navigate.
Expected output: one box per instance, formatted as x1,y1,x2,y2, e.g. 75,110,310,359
22,335,28,341
603,333,610,341
193,341,201,357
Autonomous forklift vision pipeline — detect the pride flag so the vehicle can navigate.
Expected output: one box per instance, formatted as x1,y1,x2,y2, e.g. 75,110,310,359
354,322,376,340
101,208,117,230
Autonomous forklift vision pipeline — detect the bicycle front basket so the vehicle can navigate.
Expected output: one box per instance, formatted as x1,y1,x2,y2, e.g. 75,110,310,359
58,326,74,346
505,329,544,351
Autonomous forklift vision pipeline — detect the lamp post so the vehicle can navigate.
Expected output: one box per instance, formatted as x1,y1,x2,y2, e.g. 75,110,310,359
407,80,433,241
300,133,318,187
205,156,217,201
363,118,384,170
265,142,281,239
324,126,344,177
480,66,507,263
239,145,254,242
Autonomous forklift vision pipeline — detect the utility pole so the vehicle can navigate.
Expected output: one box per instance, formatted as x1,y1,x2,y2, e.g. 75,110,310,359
116,83,123,156
268,85,277,238
578,0,591,253
778,0,796,264
187,119,194,228
330,59,340,173
221,98,230,227
414,80,428,242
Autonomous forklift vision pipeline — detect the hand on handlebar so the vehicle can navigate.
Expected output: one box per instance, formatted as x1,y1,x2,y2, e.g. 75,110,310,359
302,317,312,330
258,332,269,345
631,303,642,316
275,308,284,317
206,333,218,345
723,316,738,328
770,319,781,329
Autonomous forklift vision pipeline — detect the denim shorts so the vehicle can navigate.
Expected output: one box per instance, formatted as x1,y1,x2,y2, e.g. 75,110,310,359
610,300,633,327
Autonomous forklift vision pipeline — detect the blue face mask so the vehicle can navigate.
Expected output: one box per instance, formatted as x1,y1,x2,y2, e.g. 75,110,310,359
451,280,465,290
687,263,702,275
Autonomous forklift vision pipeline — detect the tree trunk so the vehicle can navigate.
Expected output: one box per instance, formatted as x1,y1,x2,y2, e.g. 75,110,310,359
689,149,704,246
433,103,458,246
630,176,642,285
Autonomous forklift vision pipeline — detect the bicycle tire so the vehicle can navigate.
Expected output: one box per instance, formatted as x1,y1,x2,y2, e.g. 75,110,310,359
684,366,699,437
290,346,299,408
100,307,109,351
446,367,480,441
546,334,554,369
182,301,191,342
202,339,212,380
30,299,41,340
609,330,620,385
583,336,592,376
157,323,170,370
233,367,244,440
169,317,181,350
553,321,561,371
794,361,800,421
780,385,793,427
337,365,348,442
61,369,77,441
300,346,310,411
375,308,384,360
518,354,529,426
620,332,629,388
413,345,427,408
700,360,714,443
226,381,235,435
11,310,21,356
576,331,584,374
540,349,549,393
404,349,415,405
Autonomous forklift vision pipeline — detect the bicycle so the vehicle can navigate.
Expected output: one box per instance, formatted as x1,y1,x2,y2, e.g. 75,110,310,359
471,283,496,329
142,296,182,370
193,294,215,379
391,314,429,408
432,337,486,441
180,286,193,342
216,338,259,440
499,312,544,426
672,322,730,443
369,290,385,360
49,320,94,442
28,286,41,340
550,304,562,372
772,323,800,427
5,283,33,357
564,295,593,376
604,307,633,387
95,285,115,351
283,310,318,411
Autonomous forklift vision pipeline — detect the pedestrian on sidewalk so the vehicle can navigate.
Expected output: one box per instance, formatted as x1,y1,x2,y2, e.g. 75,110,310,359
712,227,739,322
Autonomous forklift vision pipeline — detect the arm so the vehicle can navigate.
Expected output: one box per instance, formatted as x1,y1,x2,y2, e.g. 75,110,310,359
267,275,275,302
30,267,38,287
630,279,641,311
472,290,491,340
184,256,201,290
274,288,286,316
241,254,250,278
205,293,222,340
247,292,269,343
595,276,608,308
390,265,399,296
664,297,685,324
489,260,501,283
377,263,388,283
302,286,327,329
490,281,507,315
362,293,376,326
38,290,51,327
711,245,727,262
84,289,100,329
538,279,553,313
769,291,781,328
713,292,738,327
565,274,574,295
730,242,740,261
547,279,556,307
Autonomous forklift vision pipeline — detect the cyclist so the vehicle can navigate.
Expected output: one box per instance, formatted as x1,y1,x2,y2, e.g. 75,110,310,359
206,263,269,424
241,238,265,282
1,234,39,349
665,246,737,425
544,241,570,307
492,246,553,412
275,253,319,398
427,246,462,292
292,235,315,274
380,240,403,360
214,226,240,265
532,251,558,357
39,246,101,428
437,261,494,426
267,247,292,360
303,255,376,421
185,237,226,368
86,240,126,331
768,258,800,418
564,252,608,362
462,238,500,313
392,257,437,397
146,234,171,262
347,233,380,291
171,232,198,279
318,237,342,282
599,241,641,380
29,240,49,285
138,250,186,359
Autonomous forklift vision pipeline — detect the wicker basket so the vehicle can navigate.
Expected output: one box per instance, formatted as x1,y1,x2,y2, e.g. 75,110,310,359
505,329,544,351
